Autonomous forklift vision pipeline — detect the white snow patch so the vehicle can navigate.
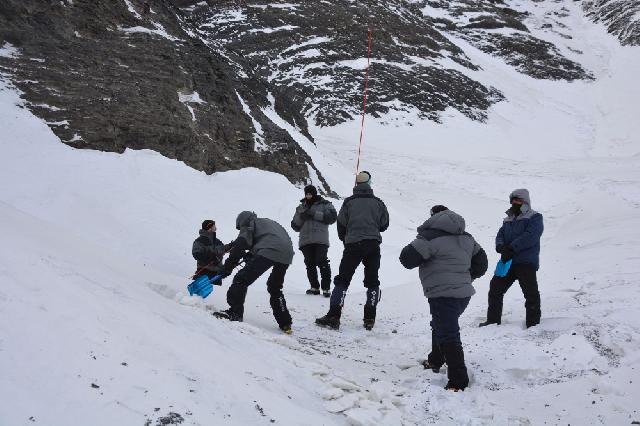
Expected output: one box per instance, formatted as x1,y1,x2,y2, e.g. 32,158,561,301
249,25,298,34
122,0,142,20
235,91,268,152
0,42,20,58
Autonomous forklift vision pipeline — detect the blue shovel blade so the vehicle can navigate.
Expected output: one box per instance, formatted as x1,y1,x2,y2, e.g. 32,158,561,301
494,259,512,277
188,275,212,297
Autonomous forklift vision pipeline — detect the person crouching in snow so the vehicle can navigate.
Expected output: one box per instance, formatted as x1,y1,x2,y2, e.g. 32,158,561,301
192,220,232,282
399,205,488,391
291,184,337,297
216,211,295,334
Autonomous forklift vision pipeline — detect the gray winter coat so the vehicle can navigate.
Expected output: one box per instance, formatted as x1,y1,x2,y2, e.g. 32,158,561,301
399,210,488,299
291,197,337,248
192,230,225,274
234,211,294,265
337,183,390,244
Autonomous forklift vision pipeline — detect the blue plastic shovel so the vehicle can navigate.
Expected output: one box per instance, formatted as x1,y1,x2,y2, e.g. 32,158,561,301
494,259,512,278
187,274,222,299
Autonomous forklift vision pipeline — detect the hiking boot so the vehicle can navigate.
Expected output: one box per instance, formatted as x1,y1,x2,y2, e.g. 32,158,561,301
280,324,293,334
322,290,331,298
306,288,320,295
444,382,464,392
213,309,243,322
421,360,442,373
363,319,375,331
315,314,340,330
478,320,500,327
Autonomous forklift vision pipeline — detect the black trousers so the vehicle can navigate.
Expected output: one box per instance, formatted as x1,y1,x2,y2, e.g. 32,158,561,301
330,240,381,319
226,255,292,327
487,263,541,326
300,243,331,291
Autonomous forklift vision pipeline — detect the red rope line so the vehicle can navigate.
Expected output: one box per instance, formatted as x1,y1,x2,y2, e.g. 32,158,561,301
355,28,372,183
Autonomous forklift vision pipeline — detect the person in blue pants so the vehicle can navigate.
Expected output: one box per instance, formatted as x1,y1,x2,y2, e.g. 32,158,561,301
400,205,488,391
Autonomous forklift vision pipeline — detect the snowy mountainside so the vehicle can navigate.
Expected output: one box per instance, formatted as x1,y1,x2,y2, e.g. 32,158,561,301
2,0,640,425
0,0,596,189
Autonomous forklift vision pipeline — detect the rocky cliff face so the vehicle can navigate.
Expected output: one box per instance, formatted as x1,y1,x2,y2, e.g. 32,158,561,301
583,0,640,46
0,0,599,191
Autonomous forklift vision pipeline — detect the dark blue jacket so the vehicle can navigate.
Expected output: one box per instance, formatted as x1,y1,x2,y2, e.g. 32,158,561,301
496,211,543,270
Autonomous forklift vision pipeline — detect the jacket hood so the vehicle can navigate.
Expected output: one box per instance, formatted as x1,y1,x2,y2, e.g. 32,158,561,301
418,210,466,235
199,229,216,238
509,188,531,207
353,183,373,195
507,188,532,215
236,211,257,230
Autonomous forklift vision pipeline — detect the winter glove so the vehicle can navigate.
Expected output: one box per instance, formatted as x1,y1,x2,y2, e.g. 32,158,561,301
300,210,313,220
224,240,235,252
496,244,504,254
500,246,515,262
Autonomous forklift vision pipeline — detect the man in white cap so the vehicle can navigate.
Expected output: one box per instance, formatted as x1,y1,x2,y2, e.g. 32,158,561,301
315,171,389,330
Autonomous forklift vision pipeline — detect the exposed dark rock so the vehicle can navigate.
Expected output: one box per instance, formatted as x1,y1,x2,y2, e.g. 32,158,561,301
584,0,640,46
0,0,598,188
0,0,333,193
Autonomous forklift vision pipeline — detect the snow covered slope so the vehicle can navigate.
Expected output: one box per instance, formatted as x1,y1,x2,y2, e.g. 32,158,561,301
1,1,640,425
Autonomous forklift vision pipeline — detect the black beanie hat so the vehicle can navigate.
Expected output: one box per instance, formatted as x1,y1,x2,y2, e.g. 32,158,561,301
430,205,448,216
201,219,215,230
304,185,317,196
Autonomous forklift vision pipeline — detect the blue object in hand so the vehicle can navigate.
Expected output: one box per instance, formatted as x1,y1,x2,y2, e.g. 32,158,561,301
187,274,222,299
494,259,512,277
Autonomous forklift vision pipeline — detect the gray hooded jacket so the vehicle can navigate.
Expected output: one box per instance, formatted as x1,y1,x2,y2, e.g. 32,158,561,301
337,183,390,244
399,210,488,299
291,197,337,248
233,211,294,265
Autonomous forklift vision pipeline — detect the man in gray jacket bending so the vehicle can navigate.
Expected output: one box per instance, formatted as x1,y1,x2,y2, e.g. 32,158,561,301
215,211,295,334
400,205,488,391
316,171,389,330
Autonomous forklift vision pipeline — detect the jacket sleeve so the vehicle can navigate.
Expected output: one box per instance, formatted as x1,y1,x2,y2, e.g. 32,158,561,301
495,223,506,252
509,214,544,253
399,237,432,269
223,236,250,271
291,205,304,232
336,202,348,241
379,201,390,232
470,242,488,279
316,202,337,225
192,237,215,262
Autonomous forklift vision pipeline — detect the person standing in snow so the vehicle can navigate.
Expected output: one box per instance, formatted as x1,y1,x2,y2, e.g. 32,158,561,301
315,171,389,331
479,188,544,328
216,211,295,334
399,205,488,391
291,184,337,297
192,220,231,281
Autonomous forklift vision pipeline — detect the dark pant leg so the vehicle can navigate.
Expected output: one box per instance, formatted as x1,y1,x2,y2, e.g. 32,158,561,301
301,245,320,289
514,265,541,326
330,243,364,307
266,262,292,328
314,244,332,291
429,297,470,345
362,240,381,288
430,297,471,389
362,241,381,320
487,268,517,323
226,255,273,316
